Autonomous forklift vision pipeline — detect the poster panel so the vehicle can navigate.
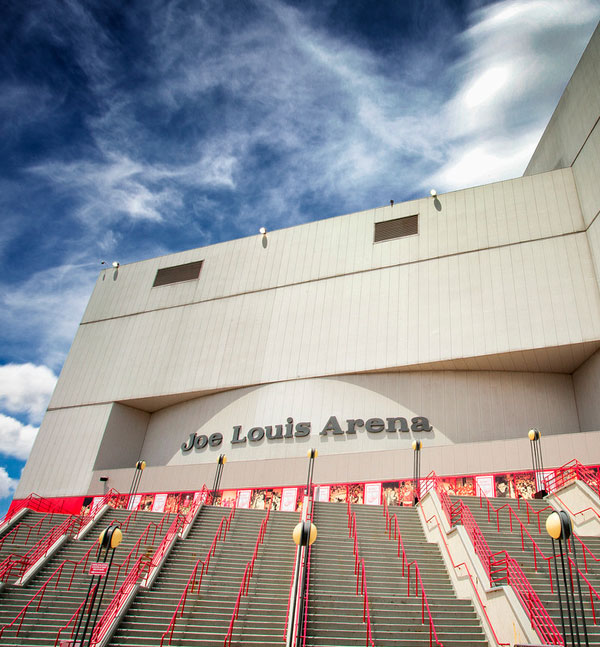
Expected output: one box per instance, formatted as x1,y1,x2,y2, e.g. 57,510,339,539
513,472,536,499
193,490,205,506
281,487,298,512
475,475,495,498
329,484,347,503
91,496,104,514
348,483,364,504
382,482,399,506
494,474,515,498
179,493,194,514
139,494,155,511
220,490,237,507
152,493,168,513
316,485,330,503
364,482,382,506
236,489,252,509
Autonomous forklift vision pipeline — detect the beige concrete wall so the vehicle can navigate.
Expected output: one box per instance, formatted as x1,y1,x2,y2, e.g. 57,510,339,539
93,403,149,471
15,404,114,498
574,347,600,432
525,23,600,176
49,230,600,409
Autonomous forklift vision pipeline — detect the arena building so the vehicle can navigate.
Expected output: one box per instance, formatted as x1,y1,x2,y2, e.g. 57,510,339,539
12,23,600,513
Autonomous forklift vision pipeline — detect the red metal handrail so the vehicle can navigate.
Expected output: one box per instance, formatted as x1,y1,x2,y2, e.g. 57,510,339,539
347,510,375,647
425,471,563,646
0,539,101,640
160,505,236,646
224,508,271,647
546,460,600,499
53,583,100,647
284,499,308,644
1,492,58,524
420,508,509,646
0,511,67,553
88,557,148,646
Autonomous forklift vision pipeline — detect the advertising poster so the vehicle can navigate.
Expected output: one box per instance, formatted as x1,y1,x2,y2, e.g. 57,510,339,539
179,493,194,514
316,485,330,503
382,481,400,506
494,474,515,498
439,476,475,497
251,489,269,510
281,487,298,512
152,493,168,513
399,481,415,506
475,475,495,498
139,494,155,511
364,482,382,506
329,484,347,503
537,469,555,492
165,493,181,513
193,490,206,506
220,490,237,508
348,483,364,504
513,472,536,499
236,489,252,509
91,496,104,514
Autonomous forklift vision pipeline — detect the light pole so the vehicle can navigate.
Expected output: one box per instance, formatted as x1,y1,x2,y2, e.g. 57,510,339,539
306,449,317,496
73,524,123,646
528,429,546,497
546,510,589,647
412,440,422,504
127,460,146,508
291,520,318,647
211,454,227,503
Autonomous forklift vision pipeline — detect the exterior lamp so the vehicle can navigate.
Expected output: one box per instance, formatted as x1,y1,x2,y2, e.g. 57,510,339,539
412,440,422,504
528,428,547,497
546,510,588,646
73,524,124,645
293,520,318,547
127,460,147,509
306,449,318,496
289,520,317,647
211,454,227,503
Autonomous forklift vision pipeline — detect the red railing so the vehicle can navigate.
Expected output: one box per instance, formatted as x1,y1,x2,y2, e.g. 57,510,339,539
160,506,236,646
53,583,100,647
424,471,563,646
0,511,67,553
76,489,123,536
420,508,509,646
284,499,308,645
224,508,270,647
548,460,600,499
0,513,84,583
1,493,59,524
347,510,375,647
0,539,101,640
88,556,148,647
110,512,174,592
382,498,444,647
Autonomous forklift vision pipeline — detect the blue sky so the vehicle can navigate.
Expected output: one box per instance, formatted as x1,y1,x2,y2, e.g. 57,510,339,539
0,0,599,519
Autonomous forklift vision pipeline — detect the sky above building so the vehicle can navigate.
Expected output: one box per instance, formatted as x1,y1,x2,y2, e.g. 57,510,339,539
0,0,599,518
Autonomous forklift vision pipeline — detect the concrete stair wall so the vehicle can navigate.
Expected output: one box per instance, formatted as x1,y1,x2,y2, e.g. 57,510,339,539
455,495,600,646
305,501,488,647
0,508,171,646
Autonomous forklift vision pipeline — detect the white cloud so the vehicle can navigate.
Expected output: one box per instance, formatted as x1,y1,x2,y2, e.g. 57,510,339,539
0,414,38,461
0,467,18,499
0,363,57,424
426,0,600,192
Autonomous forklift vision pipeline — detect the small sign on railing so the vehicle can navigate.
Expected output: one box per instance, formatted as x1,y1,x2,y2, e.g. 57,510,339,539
89,562,109,577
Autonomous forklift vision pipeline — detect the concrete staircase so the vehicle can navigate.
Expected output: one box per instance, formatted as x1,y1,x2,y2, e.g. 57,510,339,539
0,508,170,646
455,495,600,646
305,501,488,647
0,510,71,565
109,506,297,646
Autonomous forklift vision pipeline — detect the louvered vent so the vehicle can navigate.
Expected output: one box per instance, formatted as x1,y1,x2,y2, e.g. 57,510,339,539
374,215,418,242
153,260,203,287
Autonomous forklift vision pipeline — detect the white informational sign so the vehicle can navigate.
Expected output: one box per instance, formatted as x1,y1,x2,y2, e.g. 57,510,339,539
537,470,554,492
236,490,252,509
128,494,141,511
89,562,109,577
152,493,168,513
316,485,330,502
364,482,382,506
281,487,298,512
475,475,495,498
193,490,205,506
91,497,104,515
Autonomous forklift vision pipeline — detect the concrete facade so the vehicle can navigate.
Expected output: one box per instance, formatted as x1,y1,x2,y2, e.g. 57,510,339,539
15,23,600,500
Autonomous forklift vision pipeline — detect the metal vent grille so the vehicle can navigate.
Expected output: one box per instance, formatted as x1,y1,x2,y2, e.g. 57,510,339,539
153,260,203,287
374,215,418,242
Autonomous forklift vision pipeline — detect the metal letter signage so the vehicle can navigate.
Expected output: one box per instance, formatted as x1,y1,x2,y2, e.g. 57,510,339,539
180,415,432,454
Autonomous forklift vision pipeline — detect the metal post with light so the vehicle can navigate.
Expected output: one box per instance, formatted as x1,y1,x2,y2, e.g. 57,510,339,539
211,454,227,503
73,524,123,647
412,440,422,504
528,428,547,498
546,510,589,647
127,460,146,509
306,449,317,496
291,519,318,647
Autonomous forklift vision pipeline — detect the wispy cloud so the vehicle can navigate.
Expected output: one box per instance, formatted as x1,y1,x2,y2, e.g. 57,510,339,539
0,414,38,462
0,363,57,424
0,466,18,499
